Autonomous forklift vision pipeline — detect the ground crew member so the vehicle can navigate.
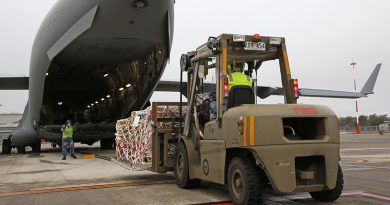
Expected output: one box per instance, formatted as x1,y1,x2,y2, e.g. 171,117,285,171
227,62,253,89
61,119,77,160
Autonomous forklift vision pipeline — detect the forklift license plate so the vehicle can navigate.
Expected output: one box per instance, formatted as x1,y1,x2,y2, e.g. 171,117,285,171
244,41,266,51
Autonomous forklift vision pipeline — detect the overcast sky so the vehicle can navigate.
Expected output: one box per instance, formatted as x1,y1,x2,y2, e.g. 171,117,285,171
0,0,389,117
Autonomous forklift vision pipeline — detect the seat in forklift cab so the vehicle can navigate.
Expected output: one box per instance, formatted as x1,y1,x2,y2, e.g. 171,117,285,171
227,85,255,109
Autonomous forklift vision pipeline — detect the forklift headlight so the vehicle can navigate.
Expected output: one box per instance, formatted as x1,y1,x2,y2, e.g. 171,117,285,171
207,37,220,51
180,54,191,71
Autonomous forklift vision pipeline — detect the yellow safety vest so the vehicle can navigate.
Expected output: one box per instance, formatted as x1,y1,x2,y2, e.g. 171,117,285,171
227,72,253,89
62,125,74,139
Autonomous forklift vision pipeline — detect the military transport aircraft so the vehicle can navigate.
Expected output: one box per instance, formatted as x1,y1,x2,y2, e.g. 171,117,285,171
0,0,381,154
1,0,174,153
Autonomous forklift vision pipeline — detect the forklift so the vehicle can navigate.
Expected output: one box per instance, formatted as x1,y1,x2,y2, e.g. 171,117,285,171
151,34,343,205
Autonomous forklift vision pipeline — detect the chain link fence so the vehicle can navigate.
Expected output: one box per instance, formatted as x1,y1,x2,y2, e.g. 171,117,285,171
340,126,380,133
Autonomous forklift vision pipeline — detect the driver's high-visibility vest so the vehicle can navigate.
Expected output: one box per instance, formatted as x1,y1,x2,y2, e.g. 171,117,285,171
62,125,74,139
227,72,253,89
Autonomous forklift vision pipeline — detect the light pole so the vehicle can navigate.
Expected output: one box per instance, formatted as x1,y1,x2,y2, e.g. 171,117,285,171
350,61,360,134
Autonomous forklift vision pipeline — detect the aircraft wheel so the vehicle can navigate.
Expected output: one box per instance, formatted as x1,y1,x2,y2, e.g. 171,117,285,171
17,146,26,154
310,164,344,202
2,139,12,154
31,141,41,153
100,139,115,150
174,142,200,189
227,157,263,205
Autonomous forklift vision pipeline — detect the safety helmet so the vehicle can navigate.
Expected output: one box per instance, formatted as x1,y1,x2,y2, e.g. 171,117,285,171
233,62,244,72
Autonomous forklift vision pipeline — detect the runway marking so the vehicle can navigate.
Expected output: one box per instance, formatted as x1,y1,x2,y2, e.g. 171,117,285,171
343,167,390,171
341,147,390,151
82,154,95,159
342,164,390,171
343,191,390,201
0,180,175,197
342,154,390,159
193,191,390,205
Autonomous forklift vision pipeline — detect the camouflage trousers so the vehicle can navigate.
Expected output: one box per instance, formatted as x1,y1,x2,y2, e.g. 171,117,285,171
62,138,75,157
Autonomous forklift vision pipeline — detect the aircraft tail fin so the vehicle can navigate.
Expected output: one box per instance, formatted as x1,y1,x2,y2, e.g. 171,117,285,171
360,63,381,95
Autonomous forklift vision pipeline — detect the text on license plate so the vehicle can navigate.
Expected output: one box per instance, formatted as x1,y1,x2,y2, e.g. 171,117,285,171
244,41,266,51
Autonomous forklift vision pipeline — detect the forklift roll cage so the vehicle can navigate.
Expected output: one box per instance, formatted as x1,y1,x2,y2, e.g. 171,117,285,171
180,34,297,128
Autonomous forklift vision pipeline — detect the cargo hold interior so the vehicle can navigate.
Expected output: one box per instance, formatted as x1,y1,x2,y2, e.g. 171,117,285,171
41,45,166,125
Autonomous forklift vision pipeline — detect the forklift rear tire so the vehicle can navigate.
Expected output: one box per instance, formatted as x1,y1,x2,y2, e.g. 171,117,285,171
310,164,344,202
174,142,201,189
2,139,12,154
227,157,263,205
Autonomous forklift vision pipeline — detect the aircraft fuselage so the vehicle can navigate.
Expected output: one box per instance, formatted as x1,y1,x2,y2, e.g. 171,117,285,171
11,0,174,148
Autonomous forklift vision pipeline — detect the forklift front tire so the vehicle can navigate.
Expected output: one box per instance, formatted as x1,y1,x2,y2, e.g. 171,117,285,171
174,142,200,189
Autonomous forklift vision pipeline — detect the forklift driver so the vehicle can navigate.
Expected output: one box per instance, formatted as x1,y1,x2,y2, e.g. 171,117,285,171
227,62,253,89
209,63,253,121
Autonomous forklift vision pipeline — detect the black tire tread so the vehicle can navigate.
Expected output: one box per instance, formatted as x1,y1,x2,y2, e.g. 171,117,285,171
100,138,115,150
310,164,344,202
17,146,26,154
228,157,263,205
2,139,12,154
174,142,200,189
31,141,41,153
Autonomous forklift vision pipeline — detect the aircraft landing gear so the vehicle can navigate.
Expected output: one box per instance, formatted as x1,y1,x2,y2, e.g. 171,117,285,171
17,146,26,154
2,139,12,154
31,141,41,153
100,138,115,150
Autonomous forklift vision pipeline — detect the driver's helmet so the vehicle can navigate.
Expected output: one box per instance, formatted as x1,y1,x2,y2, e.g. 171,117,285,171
233,62,244,72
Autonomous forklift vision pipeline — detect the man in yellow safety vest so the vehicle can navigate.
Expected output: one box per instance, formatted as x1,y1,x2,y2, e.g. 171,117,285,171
61,119,77,160
227,62,253,89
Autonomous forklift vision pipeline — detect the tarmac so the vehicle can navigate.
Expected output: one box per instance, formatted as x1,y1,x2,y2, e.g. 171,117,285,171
0,133,389,205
